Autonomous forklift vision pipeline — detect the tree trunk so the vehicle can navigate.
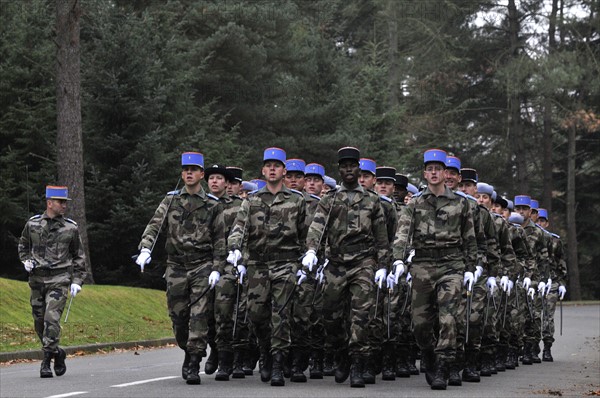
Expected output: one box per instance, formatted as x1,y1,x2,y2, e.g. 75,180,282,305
566,125,579,300
56,0,94,283
387,0,399,109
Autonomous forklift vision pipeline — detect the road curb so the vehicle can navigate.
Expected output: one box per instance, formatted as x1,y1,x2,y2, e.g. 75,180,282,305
0,337,175,362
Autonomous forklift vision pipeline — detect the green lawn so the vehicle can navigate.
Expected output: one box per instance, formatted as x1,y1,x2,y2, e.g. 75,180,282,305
0,278,172,352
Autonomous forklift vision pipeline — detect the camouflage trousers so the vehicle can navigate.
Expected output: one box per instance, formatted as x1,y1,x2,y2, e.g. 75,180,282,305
495,289,512,349
291,272,317,353
481,287,499,356
456,276,487,355
322,257,375,357
212,263,242,353
28,271,70,352
410,261,463,361
165,259,212,356
396,279,415,351
246,261,297,353
509,284,526,350
542,282,559,345
232,274,252,351
523,282,542,345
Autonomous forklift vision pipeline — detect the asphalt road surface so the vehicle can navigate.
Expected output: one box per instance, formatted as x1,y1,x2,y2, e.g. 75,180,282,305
1,304,598,398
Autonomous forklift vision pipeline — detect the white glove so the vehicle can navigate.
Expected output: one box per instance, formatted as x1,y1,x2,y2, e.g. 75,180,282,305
558,285,566,300
208,271,220,288
136,248,152,271
487,277,497,295
227,249,242,265
474,265,483,283
386,272,396,290
528,287,535,299
236,265,246,284
70,283,81,297
522,277,531,290
23,260,35,272
406,272,412,283
500,275,509,292
463,271,474,291
392,260,405,284
545,278,552,296
406,249,415,263
296,270,307,285
537,281,546,294
302,249,318,272
374,268,387,289
507,280,514,296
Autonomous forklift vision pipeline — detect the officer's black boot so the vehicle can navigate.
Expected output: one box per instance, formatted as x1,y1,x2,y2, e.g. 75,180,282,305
232,350,246,378
40,351,53,378
334,349,350,383
349,356,365,388
408,345,420,375
505,346,516,370
542,342,554,362
489,346,498,374
215,350,233,381
259,349,273,382
495,345,507,371
309,350,323,379
480,353,493,376
395,346,411,378
204,342,218,375
53,347,67,376
521,343,533,365
381,350,396,381
270,351,285,386
532,342,542,363
362,355,376,384
462,350,480,382
186,354,201,385
448,355,462,386
323,350,335,376
243,345,258,375
430,357,448,390
422,349,436,386
290,350,308,382
181,350,190,380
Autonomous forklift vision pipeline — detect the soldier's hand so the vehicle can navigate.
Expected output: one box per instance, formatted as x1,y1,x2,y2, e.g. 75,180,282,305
558,285,566,300
22,260,35,273
406,272,412,284
136,248,152,272
70,283,81,297
528,287,535,300
392,260,405,284
463,272,474,291
236,264,247,284
474,265,483,283
302,249,318,272
522,277,531,291
500,275,510,292
486,277,497,294
545,278,552,296
386,272,396,290
296,270,307,285
227,250,242,266
208,271,220,289
406,249,415,264
374,268,387,289
537,281,546,295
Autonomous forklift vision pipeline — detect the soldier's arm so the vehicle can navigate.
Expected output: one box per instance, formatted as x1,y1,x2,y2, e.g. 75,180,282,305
211,204,227,275
17,221,32,263
305,195,330,252
460,200,477,273
372,198,391,269
482,214,501,277
138,195,172,250
296,197,308,251
228,199,250,252
555,239,568,286
392,202,414,262
70,227,87,286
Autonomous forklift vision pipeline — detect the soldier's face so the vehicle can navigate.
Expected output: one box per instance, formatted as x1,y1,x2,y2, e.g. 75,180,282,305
423,163,445,186
491,202,504,215
530,209,539,223
227,180,241,196
284,171,305,190
460,181,477,196
404,192,413,204
47,199,67,217
208,174,228,196
538,218,549,228
181,166,203,187
502,208,511,219
375,179,394,197
475,192,492,208
339,160,360,186
305,176,323,195
515,205,531,221
262,161,285,183
358,172,375,189
445,169,461,189
394,186,407,202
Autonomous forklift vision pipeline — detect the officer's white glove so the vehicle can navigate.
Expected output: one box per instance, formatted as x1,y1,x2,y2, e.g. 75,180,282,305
236,264,247,284
70,283,81,297
500,275,510,292
487,276,497,295
296,270,307,285
208,271,220,289
537,281,546,295
386,272,396,290
136,248,151,271
507,280,514,296
558,285,566,300
302,249,318,272
392,260,405,284
463,271,474,291
227,249,242,265
474,265,483,283
545,278,552,296
406,249,416,263
406,272,412,284
522,277,531,291
374,268,387,289
23,260,35,272
528,287,535,299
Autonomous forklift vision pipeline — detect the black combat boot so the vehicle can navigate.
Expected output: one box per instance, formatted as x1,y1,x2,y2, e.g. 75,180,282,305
53,347,67,376
232,350,246,378
290,350,308,382
430,358,448,390
408,345,420,375
462,350,480,383
349,356,365,388
542,343,554,362
204,342,218,375
505,346,516,370
447,359,462,386
40,351,53,378
395,346,411,378
270,351,285,386
479,353,493,376
243,345,258,375
532,342,542,363
521,343,533,365
381,351,396,381
186,354,201,385
495,345,507,371
259,349,273,382
309,350,323,379
361,355,376,384
323,350,335,376
181,350,190,380
334,349,350,383
421,349,436,386
215,350,233,381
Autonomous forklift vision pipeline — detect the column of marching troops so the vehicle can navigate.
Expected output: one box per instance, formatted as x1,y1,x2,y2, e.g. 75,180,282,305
18,146,568,391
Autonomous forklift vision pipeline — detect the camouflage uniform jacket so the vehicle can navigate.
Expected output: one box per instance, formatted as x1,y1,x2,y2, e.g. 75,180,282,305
392,186,477,272
219,193,243,238
380,195,398,244
18,212,87,286
461,195,488,268
491,212,518,280
228,185,306,265
303,191,321,233
549,233,568,286
506,222,528,280
477,204,501,277
138,186,226,273
306,184,390,268
522,219,550,281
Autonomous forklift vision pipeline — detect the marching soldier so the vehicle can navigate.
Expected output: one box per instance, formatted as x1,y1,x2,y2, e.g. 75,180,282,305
135,152,227,385
18,185,87,378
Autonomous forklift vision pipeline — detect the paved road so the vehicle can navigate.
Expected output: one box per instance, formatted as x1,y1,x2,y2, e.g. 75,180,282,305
1,305,598,398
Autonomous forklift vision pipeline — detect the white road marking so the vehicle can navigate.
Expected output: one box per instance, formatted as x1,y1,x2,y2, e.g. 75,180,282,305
45,392,88,398
111,376,178,387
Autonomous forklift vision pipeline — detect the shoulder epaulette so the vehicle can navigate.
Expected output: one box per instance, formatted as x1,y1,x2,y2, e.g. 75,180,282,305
65,218,78,225
454,190,467,198
551,232,560,239
379,194,392,203
167,189,180,195
492,212,503,219
29,214,42,221
366,188,378,196
207,193,219,201
327,187,339,195
248,189,259,196
412,191,423,198
290,189,304,197
309,193,321,201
